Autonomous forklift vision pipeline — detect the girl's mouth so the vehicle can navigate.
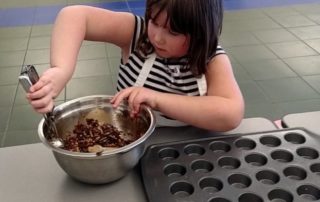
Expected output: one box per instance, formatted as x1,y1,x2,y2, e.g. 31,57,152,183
155,46,166,52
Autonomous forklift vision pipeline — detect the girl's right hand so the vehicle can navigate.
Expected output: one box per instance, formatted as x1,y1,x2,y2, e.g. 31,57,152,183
26,67,66,114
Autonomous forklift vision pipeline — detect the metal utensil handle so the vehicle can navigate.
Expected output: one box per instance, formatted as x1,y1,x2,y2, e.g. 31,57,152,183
19,65,55,114
19,65,57,131
19,65,39,92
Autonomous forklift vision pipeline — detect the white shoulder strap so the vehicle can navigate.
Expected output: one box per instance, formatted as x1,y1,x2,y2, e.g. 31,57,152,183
196,75,207,96
134,53,156,87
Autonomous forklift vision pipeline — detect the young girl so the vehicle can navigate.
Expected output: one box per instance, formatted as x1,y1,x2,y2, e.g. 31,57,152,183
27,0,244,131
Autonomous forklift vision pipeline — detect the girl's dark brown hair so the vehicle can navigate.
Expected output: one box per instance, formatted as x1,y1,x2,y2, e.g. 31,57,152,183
136,0,223,77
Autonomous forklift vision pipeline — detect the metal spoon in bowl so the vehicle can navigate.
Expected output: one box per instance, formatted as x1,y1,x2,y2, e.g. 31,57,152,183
18,65,64,148
43,111,64,148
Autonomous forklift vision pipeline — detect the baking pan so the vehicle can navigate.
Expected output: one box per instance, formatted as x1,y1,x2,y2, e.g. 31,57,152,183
141,128,320,202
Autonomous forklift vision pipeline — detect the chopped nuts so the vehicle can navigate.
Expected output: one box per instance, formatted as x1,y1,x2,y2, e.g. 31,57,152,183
63,118,139,152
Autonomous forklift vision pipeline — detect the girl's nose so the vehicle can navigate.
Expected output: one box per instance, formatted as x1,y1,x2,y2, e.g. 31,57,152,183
154,30,165,45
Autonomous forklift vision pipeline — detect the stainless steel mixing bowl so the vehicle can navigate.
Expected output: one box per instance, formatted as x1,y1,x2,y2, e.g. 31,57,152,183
38,95,156,184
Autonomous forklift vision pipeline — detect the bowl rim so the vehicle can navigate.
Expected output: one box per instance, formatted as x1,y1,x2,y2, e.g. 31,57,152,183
38,95,156,158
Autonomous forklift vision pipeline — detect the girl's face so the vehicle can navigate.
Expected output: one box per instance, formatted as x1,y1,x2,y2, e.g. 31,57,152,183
147,10,190,58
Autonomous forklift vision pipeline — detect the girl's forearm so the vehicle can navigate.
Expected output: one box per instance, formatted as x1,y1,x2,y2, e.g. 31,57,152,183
155,93,244,131
50,6,86,84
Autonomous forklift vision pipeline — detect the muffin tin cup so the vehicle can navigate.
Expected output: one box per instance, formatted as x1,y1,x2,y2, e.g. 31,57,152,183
141,128,320,202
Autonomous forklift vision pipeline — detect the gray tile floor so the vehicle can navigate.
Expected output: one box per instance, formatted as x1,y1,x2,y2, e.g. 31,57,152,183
1,1,320,147
222,4,320,122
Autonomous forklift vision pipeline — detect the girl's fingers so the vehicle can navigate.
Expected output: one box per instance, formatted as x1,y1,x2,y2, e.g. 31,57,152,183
30,93,51,108
110,90,124,105
29,84,52,100
127,89,141,117
133,93,143,115
29,95,54,113
110,91,120,104
29,77,50,93
127,89,139,108
33,101,54,114
111,88,146,117
111,88,132,107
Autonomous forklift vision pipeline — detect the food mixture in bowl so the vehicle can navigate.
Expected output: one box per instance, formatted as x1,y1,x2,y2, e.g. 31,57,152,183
63,118,142,153
38,95,156,184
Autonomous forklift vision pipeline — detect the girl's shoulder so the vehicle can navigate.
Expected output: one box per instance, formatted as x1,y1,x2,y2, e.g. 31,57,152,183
130,15,145,53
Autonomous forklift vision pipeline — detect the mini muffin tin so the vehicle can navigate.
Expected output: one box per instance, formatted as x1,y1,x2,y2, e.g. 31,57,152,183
141,128,320,202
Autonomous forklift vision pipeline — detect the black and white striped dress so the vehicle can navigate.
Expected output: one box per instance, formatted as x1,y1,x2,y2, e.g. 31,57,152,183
116,15,225,126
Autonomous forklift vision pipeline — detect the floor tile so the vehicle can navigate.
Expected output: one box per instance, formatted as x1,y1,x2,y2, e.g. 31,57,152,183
0,132,4,146
82,40,103,46
294,4,320,24
25,49,50,64
304,12,320,24
31,25,53,37
266,41,318,58
73,58,110,78
283,55,320,76
0,107,10,132
227,45,277,63
220,32,261,47
28,36,51,50
257,77,320,102
0,37,28,51
0,51,25,67
14,85,32,105
288,25,320,40
8,104,42,131
108,57,122,87
106,43,121,58
304,38,320,54
292,3,320,13
111,74,118,88
0,85,17,107
66,75,115,99
223,18,281,33
303,75,320,94
241,59,297,80
276,99,320,116
238,80,269,104
262,6,300,16
245,102,284,120
108,57,121,76
230,62,252,82
270,14,316,28
30,63,50,75
252,29,299,43
0,66,20,85
78,44,107,60
224,9,267,21
0,26,31,38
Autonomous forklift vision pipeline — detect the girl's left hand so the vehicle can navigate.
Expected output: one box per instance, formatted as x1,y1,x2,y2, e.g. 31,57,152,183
110,87,159,117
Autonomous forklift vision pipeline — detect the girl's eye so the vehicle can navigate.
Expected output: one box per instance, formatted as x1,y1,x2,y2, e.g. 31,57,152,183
150,19,160,27
169,30,179,36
